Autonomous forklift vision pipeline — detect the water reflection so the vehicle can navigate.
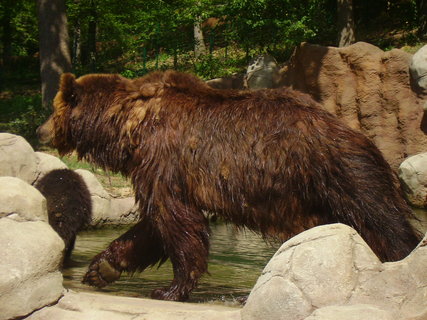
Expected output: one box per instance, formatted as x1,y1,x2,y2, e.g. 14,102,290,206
63,209,427,304
63,222,278,303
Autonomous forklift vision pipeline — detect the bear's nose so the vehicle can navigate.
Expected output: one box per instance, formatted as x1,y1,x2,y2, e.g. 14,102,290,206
36,125,44,140
36,123,52,144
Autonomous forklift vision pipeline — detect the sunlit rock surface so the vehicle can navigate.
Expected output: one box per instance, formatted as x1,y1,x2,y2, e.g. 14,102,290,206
399,152,427,208
242,223,427,320
0,177,64,320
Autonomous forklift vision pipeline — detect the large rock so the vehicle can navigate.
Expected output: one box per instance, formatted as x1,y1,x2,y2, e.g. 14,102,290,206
0,178,64,320
73,169,138,226
0,134,68,186
243,54,280,89
398,152,427,208
74,169,113,226
0,133,38,184
410,44,427,90
0,177,47,222
304,305,394,320
110,197,140,224
242,223,427,320
34,151,68,184
279,42,427,170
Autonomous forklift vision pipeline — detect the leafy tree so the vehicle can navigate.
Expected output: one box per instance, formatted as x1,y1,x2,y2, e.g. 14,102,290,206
0,0,38,72
218,0,335,56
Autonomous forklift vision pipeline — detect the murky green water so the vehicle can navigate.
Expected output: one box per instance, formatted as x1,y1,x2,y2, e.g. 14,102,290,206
63,209,427,304
63,222,278,304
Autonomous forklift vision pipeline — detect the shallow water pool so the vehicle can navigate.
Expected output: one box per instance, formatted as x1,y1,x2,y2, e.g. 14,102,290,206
63,222,278,304
63,209,427,304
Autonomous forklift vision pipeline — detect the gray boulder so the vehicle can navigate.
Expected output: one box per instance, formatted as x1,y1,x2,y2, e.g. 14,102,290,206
74,169,139,226
0,133,38,184
34,151,68,184
410,44,427,89
110,197,139,225
0,177,64,320
74,169,112,226
398,152,427,208
242,223,427,320
244,54,280,89
0,176,47,222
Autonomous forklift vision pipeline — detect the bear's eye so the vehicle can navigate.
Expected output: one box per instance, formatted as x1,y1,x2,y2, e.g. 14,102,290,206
69,93,79,107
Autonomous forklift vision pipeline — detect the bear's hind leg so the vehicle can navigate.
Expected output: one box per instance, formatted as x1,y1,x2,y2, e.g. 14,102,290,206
150,199,210,301
83,218,166,288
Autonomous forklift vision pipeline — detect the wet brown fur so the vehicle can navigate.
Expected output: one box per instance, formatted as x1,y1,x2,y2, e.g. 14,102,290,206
37,70,421,301
35,169,92,259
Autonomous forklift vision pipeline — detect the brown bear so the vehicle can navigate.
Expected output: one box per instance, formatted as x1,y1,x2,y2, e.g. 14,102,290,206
35,169,92,259
37,70,421,302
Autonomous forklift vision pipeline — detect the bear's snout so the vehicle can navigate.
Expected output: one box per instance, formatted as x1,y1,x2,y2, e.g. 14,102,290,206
36,118,54,144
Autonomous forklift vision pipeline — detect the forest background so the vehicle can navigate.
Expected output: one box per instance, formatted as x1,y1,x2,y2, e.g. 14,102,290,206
0,0,426,147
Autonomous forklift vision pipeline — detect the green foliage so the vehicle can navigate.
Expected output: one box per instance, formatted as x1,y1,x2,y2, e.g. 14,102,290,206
2,0,424,80
0,0,38,58
62,0,344,78
0,94,47,146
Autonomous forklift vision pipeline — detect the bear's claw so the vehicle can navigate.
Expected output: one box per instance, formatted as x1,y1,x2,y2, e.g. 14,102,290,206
82,259,121,288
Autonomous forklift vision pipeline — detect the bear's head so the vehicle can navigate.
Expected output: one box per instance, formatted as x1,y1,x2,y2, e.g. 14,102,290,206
37,73,125,155
37,73,79,154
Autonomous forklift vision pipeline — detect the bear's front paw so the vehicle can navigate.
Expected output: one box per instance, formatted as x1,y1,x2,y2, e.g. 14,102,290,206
82,259,121,288
151,287,189,302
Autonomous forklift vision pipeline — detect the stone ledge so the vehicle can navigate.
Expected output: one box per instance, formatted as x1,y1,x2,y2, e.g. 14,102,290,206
25,290,242,320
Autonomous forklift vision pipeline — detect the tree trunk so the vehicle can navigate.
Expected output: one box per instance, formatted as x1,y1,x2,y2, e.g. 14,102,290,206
337,0,356,47
72,22,81,68
418,0,427,38
87,0,97,72
37,0,72,109
1,0,13,68
194,19,207,58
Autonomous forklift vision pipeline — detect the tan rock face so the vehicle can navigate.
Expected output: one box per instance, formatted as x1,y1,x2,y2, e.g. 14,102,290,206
279,42,427,170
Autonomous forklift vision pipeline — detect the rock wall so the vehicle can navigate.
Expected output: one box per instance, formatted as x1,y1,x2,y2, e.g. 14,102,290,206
279,42,427,170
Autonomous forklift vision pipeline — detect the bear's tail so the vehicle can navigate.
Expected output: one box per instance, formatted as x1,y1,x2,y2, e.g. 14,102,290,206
326,144,422,262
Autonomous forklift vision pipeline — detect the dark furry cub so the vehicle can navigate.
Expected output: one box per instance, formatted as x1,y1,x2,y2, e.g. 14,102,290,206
37,70,421,302
35,169,92,259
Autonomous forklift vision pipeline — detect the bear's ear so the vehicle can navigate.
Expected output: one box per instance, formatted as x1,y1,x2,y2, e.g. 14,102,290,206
59,73,78,104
